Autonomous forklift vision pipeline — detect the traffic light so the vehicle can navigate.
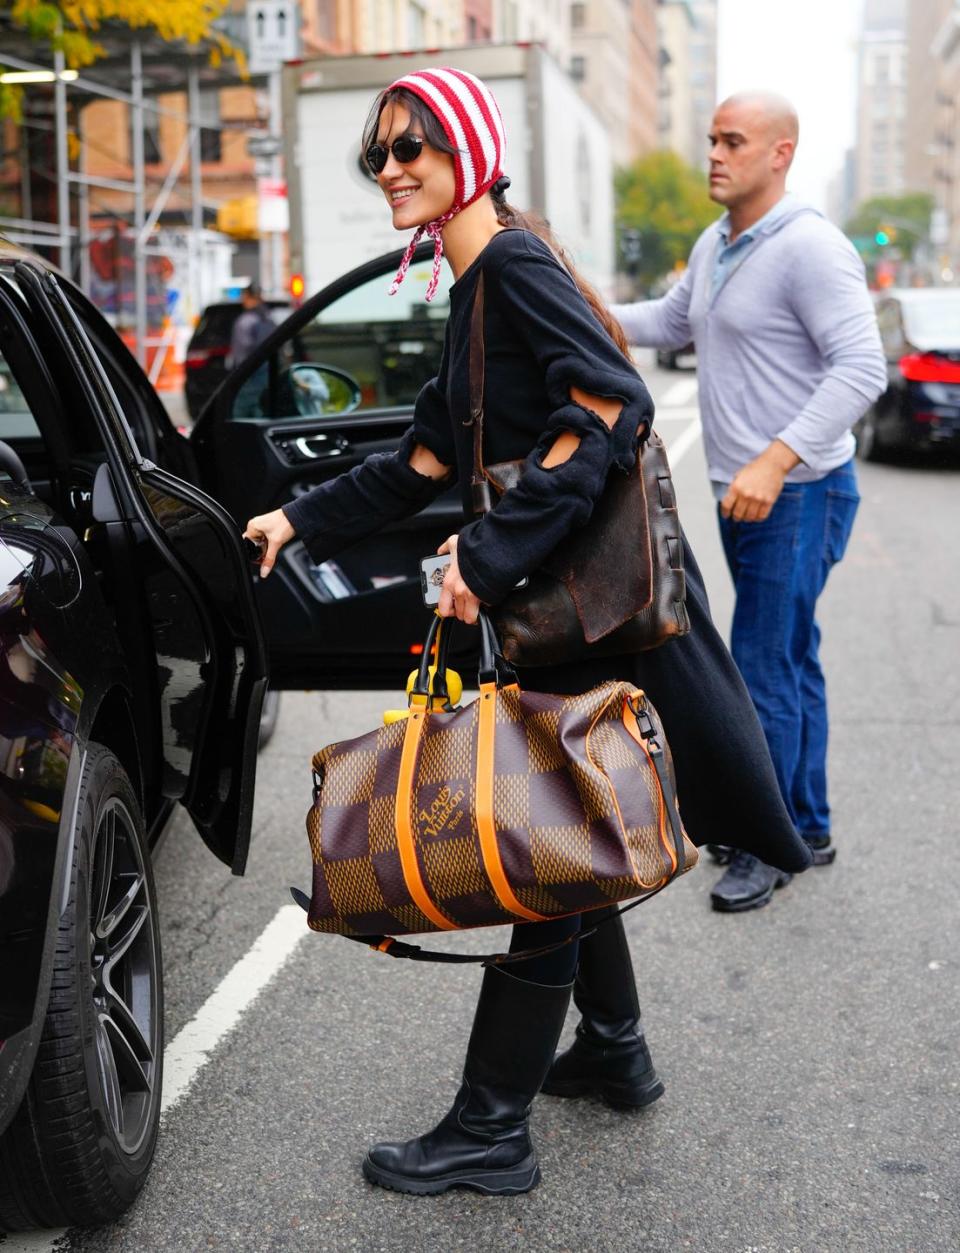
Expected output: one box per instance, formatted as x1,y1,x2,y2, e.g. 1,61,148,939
875,229,889,246
874,224,897,247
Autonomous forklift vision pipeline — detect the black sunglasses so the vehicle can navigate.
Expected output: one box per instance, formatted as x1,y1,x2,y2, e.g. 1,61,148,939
365,133,425,174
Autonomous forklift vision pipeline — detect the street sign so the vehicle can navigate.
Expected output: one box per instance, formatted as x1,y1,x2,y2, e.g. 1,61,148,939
246,1,299,75
246,133,282,159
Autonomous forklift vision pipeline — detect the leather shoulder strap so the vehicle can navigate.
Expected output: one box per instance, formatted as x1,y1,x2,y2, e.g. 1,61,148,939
468,272,492,514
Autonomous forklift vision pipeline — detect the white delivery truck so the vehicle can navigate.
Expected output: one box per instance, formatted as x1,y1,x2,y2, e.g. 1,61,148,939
281,43,615,299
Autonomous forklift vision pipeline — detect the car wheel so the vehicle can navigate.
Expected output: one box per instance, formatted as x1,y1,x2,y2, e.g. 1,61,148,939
258,687,281,750
0,744,162,1232
855,408,891,463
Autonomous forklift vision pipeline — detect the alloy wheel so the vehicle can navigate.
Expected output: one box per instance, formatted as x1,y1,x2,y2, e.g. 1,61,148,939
88,797,160,1156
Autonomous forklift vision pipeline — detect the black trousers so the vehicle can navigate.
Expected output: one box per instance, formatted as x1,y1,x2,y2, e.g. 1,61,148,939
506,914,582,985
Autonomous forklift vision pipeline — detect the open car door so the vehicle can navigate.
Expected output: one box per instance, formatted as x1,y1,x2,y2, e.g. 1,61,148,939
17,262,268,873
191,245,473,689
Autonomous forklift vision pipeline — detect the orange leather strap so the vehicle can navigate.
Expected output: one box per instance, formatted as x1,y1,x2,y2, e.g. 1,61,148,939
396,710,458,930
622,697,677,875
475,684,549,922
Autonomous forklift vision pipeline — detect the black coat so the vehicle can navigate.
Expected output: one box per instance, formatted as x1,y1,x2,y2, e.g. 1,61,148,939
284,229,812,876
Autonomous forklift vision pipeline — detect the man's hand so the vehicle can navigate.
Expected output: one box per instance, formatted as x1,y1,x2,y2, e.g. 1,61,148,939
436,535,482,624
720,440,801,523
244,508,296,578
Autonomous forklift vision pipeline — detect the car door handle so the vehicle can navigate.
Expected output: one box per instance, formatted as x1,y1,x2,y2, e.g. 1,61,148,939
293,435,350,461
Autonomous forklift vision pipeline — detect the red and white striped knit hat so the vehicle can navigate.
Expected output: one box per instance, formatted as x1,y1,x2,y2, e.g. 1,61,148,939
383,67,507,302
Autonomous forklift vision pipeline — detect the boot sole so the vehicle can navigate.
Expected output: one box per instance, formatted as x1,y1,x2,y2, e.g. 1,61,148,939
710,873,792,913
540,1073,665,1109
361,1152,541,1197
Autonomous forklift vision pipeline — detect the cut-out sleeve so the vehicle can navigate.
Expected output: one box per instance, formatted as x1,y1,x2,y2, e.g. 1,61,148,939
281,372,453,565
457,244,654,606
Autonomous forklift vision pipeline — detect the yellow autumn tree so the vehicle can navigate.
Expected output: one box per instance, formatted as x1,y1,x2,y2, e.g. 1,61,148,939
0,1,243,115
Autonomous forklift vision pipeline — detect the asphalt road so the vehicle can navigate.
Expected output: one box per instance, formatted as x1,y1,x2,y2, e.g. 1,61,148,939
4,355,959,1253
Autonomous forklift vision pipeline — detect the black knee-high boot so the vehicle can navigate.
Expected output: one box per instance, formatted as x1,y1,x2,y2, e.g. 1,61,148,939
541,909,663,1109
363,966,573,1196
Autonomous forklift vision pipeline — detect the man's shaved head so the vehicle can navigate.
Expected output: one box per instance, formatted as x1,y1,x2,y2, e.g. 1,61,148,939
717,92,799,146
708,93,799,220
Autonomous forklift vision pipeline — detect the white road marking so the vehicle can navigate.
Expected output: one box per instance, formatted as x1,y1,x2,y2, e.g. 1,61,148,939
663,418,703,466
651,406,701,422
160,905,307,1117
659,378,698,407
0,905,309,1252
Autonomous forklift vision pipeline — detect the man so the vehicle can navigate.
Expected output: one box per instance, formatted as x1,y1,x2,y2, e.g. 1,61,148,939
614,93,886,912
228,283,274,416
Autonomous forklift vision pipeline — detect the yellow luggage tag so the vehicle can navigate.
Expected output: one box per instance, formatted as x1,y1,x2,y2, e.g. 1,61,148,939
383,617,463,724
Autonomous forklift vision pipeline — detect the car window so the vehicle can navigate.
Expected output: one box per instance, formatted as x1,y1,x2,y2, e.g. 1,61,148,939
901,294,960,348
228,263,451,420
0,350,42,441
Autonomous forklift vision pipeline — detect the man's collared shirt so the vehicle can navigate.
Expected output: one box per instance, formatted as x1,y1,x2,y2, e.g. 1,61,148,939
710,195,795,301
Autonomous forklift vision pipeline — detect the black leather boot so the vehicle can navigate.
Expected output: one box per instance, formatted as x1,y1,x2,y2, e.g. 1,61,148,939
541,909,664,1110
362,967,572,1196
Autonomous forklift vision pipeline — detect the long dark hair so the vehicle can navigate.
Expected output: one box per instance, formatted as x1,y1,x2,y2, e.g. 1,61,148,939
363,86,632,360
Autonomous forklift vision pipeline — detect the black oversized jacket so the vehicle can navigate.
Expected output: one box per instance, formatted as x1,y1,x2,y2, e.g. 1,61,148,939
283,229,812,874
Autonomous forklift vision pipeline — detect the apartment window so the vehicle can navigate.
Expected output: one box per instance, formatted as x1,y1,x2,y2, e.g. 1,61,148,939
408,1,426,46
570,55,586,82
874,53,889,85
571,2,586,28
199,89,222,164
131,106,162,165
468,15,478,40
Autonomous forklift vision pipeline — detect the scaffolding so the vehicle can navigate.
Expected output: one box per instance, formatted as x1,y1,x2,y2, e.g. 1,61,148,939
0,20,262,374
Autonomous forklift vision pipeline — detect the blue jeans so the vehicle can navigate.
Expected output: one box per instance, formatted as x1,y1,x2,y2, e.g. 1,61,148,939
717,462,859,843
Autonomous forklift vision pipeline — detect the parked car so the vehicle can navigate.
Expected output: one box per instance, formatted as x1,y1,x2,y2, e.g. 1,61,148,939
655,343,696,370
183,298,291,421
856,287,960,461
0,240,465,1232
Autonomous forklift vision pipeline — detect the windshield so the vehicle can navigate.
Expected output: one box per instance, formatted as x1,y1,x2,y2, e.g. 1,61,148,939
902,293,960,348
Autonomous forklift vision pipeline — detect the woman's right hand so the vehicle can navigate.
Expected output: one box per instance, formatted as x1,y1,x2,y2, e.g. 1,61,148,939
243,508,296,579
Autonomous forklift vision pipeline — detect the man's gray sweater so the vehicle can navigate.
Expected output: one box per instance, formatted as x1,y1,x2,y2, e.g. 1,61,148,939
613,198,887,485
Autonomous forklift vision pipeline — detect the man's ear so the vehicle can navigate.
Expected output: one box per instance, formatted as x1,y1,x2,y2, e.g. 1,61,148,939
772,139,796,172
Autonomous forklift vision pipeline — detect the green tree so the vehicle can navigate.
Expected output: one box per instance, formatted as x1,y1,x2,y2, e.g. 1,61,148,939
1,1,241,117
615,151,719,290
843,192,935,259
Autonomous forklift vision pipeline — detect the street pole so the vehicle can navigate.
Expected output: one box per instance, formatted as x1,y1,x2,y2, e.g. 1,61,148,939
269,67,283,296
131,40,147,369
188,62,203,317
54,44,70,278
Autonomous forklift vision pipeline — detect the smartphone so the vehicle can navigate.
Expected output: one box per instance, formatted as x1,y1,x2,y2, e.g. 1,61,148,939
420,554,451,606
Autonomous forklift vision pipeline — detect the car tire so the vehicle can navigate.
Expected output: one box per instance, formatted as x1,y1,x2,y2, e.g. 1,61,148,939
855,408,892,463
258,688,281,750
0,744,163,1232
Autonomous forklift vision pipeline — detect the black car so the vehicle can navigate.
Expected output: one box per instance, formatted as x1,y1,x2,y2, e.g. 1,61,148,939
856,287,960,460
183,298,291,421
0,241,464,1232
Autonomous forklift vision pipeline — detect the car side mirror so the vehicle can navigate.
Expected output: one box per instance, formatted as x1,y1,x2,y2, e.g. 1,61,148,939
286,364,361,417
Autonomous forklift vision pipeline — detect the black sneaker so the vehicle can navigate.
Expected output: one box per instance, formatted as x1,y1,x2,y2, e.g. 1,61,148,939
804,834,837,866
710,850,792,913
705,843,734,865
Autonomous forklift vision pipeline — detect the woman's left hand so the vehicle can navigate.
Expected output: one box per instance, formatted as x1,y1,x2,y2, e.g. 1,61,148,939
436,535,482,624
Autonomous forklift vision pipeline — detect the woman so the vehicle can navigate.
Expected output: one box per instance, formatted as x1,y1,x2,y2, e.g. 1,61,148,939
245,67,812,1198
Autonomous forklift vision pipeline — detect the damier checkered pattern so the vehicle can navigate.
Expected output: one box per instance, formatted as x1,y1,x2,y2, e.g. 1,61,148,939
303,681,698,937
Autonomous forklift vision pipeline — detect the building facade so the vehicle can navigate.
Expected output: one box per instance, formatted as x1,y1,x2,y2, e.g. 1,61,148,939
930,2,960,269
687,0,716,171
855,0,909,205
657,0,697,167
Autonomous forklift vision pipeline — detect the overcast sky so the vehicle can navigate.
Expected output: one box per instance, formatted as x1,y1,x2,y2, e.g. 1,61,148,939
716,0,865,213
